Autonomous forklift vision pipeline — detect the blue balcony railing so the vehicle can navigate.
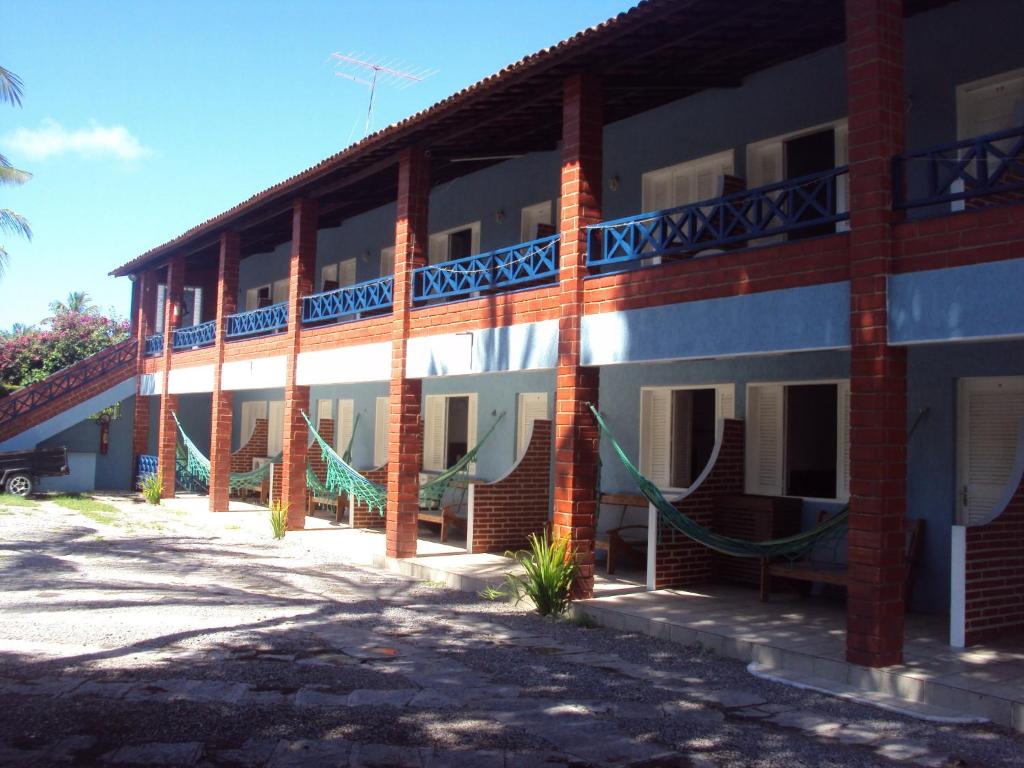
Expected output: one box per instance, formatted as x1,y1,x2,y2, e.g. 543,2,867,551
136,454,158,486
587,167,849,268
172,320,216,350
894,125,1024,209
301,276,394,326
144,333,164,356
414,234,559,303
225,302,288,339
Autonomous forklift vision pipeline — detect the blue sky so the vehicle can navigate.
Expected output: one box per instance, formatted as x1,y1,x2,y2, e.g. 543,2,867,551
0,0,626,329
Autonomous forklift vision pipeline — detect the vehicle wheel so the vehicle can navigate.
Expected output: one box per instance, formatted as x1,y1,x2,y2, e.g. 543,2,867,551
5,473,33,497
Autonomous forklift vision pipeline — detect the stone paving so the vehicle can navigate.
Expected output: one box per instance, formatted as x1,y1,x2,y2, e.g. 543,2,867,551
1,495,1023,767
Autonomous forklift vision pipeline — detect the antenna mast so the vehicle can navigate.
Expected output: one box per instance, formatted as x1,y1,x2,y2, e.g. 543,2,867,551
329,53,436,136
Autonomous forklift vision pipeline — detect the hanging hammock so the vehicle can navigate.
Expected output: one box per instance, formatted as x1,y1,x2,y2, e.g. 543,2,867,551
588,404,849,559
307,413,360,497
419,411,506,510
301,410,387,516
342,412,359,465
172,412,276,492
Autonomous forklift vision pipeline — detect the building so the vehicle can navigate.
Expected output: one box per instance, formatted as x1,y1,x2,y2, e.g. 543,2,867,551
1,0,1023,671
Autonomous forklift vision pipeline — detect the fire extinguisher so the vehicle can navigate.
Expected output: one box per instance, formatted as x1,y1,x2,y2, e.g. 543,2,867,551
170,298,184,328
98,413,111,455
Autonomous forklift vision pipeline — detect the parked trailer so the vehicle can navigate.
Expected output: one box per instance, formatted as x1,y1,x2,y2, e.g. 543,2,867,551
0,446,69,496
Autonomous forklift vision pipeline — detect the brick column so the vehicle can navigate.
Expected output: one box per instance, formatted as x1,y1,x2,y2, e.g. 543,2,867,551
844,0,907,668
209,232,240,512
157,255,184,499
553,73,603,598
131,271,154,476
280,198,318,529
386,147,429,559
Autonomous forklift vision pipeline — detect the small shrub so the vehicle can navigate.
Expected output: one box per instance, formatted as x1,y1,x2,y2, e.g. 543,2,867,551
140,474,162,505
496,531,577,617
269,501,288,540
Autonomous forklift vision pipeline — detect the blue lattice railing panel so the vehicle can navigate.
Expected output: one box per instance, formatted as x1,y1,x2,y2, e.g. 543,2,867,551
301,276,394,326
587,168,849,268
144,333,164,356
0,338,139,432
172,320,216,350
414,235,560,303
894,125,1024,209
225,302,288,339
136,454,158,486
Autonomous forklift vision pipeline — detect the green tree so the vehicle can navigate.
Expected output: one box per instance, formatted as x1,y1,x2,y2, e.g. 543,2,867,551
0,65,32,278
49,291,95,317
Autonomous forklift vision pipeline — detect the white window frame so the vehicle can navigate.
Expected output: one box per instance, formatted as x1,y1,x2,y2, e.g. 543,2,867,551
423,393,478,474
267,400,285,457
641,150,736,213
154,283,167,332
744,379,850,503
516,392,549,460
240,400,269,448
374,396,390,467
746,119,849,233
639,383,735,492
380,246,395,277
428,222,481,265
520,201,553,243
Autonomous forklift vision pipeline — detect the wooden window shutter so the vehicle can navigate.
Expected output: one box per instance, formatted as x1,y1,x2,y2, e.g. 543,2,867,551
517,392,548,460
716,384,736,421
374,396,389,467
959,378,1024,524
423,395,446,472
267,400,285,457
836,380,851,502
640,389,672,489
746,384,784,496
336,399,354,454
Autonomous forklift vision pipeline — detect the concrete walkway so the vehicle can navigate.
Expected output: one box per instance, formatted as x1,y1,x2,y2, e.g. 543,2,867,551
1,494,1023,767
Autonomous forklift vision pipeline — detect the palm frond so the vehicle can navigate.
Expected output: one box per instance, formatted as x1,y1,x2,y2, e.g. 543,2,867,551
0,245,7,279
0,66,24,107
0,165,31,186
0,209,32,240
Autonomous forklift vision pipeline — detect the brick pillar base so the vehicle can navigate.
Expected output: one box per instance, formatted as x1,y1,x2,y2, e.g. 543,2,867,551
131,395,150,468
281,385,311,530
386,377,421,558
157,394,179,498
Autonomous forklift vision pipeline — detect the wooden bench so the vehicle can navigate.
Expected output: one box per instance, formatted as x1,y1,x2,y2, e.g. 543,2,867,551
307,490,346,523
760,515,925,602
595,493,649,574
417,505,463,543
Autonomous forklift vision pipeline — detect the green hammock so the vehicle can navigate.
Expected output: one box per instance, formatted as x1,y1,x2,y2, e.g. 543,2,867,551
302,410,387,516
419,411,506,510
588,404,849,559
307,413,360,497
173,412,275,492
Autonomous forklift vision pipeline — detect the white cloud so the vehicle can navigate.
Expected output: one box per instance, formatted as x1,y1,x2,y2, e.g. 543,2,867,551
3,118,151,161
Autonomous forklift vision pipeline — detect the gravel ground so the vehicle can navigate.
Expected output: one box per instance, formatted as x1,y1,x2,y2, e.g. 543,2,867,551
0,494,1022,767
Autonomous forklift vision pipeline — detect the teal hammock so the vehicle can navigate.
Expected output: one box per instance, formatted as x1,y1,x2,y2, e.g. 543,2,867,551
173,412,276,492
302,410,388,516
307,413,361,498
419,411,505,510
588,404,849,559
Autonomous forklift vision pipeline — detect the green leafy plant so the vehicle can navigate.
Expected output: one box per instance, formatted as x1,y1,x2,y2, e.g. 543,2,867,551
490,531,577,617
140,474,162,505
269,501,288,540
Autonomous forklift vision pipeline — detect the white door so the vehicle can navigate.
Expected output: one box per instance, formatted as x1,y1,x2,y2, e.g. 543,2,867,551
374,396,390,467
267,400,285,456
516,392,548,460
336,399,355,455
957,377,1024,525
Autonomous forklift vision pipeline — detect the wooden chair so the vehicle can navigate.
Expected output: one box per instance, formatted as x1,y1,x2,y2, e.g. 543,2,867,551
417,505,463,543
307,490,346,523
760,514,925,602
595,493,649,574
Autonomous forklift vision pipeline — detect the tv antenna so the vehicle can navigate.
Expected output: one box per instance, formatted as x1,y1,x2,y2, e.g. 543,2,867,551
329,52,436,137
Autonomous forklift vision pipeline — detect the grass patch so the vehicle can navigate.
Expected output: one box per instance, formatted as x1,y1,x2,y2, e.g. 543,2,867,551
50,494,122,526
0,493,38,508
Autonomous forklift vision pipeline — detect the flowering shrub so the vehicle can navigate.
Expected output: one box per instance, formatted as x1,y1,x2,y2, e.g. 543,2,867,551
0,305,130,393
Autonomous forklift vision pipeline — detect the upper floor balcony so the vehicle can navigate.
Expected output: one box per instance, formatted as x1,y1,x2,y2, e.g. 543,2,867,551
301,275,394,327
144,333,164,357
172,320,216,351
225,301,288,340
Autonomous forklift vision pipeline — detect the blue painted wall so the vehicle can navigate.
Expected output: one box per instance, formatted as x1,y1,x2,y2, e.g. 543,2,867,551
907,339,1024,614
309,382,390,469
423,370,556,483
39,396,137,490
889,258,1024,344
175,393,212,457
237,241,291,308
316,203,398,287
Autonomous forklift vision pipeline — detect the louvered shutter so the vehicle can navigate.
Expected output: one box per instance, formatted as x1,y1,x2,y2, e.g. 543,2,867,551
466,395,478,475
316,399,332,426
517,392,549,460
374,396,389,467
336,399,354,454
240,401,267,448
423,395,446,471
272,278,289,305
746,384,784,496
379,247,395,277
641,389,672,489
836,380,851,502
267,400,285,457
959,378,1024,525
428,233,447,265
716,385,736,420
155,284,167,332
338,258,357,287
244,287,259,312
